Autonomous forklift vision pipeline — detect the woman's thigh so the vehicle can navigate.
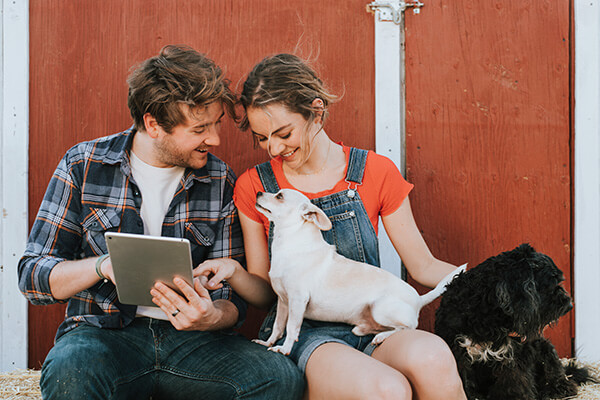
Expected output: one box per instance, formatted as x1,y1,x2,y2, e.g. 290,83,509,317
304,342,412,400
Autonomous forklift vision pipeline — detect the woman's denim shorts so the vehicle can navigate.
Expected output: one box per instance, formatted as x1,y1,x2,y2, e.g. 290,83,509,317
259,313,377,373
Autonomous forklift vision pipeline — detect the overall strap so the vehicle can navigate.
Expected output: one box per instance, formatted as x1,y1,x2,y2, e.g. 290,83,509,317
345,148,369,185
255,162,280,193
255,162,279,261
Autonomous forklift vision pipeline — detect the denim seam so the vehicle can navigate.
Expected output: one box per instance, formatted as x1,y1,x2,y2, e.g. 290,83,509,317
112,368,156,388
155,366,245,395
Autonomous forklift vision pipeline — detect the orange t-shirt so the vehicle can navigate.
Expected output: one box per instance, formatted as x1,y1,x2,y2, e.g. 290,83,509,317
234,145,413,236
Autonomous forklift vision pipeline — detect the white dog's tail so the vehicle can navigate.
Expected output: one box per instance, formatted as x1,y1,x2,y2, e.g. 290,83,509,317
418,264,467,306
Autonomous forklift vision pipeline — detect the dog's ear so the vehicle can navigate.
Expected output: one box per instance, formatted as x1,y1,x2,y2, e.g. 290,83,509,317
301,203,332,231
495,272,541,337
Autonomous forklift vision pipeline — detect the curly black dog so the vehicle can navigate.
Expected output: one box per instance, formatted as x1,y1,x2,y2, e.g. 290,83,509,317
435,243,593,400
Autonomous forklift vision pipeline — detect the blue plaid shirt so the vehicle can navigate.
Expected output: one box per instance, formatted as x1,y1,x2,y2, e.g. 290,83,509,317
18,127,246,340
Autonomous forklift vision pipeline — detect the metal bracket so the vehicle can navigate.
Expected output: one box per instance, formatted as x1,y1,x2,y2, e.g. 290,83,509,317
366,1,424,23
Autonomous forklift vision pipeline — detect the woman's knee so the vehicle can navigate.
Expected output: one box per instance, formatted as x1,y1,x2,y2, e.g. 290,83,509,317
404,334,464,393
369,372,412,400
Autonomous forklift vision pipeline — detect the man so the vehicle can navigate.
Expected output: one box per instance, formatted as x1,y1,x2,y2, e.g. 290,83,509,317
18,45,303,399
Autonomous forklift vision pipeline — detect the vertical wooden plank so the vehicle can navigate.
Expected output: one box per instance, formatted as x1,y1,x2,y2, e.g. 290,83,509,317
28,0,375,368
404,1,572,356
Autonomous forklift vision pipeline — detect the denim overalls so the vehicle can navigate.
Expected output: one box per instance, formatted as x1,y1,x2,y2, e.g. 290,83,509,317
256,147,382,372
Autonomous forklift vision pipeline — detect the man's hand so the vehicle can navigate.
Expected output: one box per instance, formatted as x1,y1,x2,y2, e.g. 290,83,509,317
150,277,237,331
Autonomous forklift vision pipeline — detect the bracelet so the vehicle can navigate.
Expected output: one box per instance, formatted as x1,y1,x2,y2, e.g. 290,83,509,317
95,254,110,282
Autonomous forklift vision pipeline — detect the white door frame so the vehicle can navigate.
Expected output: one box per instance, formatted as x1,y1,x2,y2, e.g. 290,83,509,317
0,0,29,371
370,1,409,279
574,0,600,362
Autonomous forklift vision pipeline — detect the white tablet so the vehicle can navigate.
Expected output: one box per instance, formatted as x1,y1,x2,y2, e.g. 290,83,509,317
105,232,194,306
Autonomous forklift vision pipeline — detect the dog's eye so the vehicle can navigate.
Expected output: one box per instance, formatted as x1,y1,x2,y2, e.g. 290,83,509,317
275,193,283,200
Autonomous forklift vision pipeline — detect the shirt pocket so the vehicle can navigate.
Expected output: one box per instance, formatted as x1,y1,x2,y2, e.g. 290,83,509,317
184,222,216,262
80,207,122,255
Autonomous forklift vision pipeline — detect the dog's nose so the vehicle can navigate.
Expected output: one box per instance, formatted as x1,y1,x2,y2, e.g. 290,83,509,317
257,192,263,198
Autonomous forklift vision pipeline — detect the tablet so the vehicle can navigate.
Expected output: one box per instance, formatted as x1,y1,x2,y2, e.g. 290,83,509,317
105,232,194,306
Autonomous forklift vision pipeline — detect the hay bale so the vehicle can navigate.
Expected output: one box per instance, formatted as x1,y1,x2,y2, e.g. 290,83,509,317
0,369,41,400
566,360,600,400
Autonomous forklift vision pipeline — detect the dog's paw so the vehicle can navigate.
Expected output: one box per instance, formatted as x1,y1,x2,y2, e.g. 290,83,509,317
268,345,291,356
352,326,369,336
252,339,273,347
371,330,396,345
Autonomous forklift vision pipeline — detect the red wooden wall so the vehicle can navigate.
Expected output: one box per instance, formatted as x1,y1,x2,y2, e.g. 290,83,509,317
404,1,573,354
28,0,573,368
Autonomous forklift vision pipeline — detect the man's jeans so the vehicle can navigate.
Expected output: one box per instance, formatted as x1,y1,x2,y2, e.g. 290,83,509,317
40,318,304,399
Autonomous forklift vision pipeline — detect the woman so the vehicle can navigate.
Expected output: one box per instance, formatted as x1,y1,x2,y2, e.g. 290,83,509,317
197,54,467,400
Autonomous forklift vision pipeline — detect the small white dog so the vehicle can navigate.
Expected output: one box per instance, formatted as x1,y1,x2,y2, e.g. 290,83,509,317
253,189,466,355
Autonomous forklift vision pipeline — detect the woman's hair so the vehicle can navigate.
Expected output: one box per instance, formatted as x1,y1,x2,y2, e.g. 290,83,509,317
127,44,236,133
239,54,339,159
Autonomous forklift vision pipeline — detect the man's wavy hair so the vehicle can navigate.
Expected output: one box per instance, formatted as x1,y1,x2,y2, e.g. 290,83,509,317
127,45,236,133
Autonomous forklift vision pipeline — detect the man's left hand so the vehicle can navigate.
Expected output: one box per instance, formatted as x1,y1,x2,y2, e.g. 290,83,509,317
151,277,225,331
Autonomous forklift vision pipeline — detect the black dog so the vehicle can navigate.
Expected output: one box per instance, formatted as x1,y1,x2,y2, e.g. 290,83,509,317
435,243,593,400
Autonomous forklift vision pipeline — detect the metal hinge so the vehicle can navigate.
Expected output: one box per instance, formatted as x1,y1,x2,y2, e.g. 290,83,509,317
366,1,424,23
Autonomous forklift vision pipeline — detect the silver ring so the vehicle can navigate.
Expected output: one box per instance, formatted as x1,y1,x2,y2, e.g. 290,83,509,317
171,309,180,317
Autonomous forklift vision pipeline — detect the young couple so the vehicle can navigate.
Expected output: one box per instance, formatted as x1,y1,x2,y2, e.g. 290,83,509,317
19,45,466,399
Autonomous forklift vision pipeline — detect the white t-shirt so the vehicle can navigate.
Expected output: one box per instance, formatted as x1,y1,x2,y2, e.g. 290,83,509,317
129,151,185,319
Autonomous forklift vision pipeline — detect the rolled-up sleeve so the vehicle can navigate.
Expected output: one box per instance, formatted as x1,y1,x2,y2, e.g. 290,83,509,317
18,154,83,305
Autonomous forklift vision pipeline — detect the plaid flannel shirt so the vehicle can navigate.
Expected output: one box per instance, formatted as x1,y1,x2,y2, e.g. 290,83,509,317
18,127,246,340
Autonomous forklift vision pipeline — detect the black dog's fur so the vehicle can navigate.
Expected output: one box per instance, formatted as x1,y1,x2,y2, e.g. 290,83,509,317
435,243,593,400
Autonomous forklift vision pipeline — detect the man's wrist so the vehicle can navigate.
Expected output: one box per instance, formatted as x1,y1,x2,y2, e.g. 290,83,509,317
211,299,238,330
95,255,110,282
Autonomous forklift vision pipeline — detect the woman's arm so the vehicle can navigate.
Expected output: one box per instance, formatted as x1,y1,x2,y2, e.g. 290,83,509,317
381,197,458,288
195,211,276,310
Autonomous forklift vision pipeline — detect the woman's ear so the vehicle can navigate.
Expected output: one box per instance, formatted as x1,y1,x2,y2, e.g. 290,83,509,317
311,98,325,122
143,113,161,138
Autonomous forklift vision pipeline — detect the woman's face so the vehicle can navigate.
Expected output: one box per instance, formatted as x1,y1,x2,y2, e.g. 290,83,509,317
246,104,319,169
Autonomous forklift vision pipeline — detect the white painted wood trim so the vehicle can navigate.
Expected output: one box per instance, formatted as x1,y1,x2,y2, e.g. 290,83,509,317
371,3,405,278
574,0,600,363
0,0,29,372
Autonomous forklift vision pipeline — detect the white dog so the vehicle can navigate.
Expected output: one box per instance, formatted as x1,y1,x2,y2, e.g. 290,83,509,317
253,189,466,355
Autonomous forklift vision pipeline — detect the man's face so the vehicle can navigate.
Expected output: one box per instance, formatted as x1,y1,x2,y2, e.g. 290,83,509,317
153,102,224,169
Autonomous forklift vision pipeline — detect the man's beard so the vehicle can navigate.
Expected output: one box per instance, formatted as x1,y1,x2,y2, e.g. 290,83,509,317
154,139,206,170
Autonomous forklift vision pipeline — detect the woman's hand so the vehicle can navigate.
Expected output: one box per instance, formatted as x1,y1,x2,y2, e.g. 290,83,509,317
194,258,241,290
